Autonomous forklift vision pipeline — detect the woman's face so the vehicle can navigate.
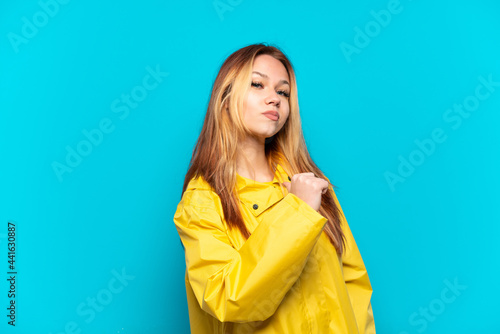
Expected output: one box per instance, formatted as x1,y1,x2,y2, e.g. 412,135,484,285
241,54,290,141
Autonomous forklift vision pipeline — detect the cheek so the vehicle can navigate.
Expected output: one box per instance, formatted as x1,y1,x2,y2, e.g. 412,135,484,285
282,106,290,123
241,95,253,121
242,93,257,117
246,90,259,106
278,112,290,131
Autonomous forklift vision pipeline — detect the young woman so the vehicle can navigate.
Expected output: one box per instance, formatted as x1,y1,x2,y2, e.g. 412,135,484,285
173,43,376,333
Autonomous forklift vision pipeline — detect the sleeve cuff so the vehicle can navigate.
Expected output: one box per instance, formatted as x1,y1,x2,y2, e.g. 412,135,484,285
282,193,328,227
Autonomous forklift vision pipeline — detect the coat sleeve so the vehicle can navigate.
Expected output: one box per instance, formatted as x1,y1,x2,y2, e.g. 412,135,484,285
173,188,328,323
332,190,376,334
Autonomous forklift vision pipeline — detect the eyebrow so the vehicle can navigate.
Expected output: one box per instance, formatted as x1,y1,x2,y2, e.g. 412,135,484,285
252,71,290,86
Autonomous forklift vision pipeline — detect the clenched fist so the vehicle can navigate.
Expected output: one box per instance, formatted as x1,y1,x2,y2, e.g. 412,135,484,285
282,173,329,211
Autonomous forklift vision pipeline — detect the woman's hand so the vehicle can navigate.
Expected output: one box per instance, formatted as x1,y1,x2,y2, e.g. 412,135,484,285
282,173,329,211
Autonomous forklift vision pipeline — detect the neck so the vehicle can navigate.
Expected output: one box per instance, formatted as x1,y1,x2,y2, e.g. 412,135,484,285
236,135,274,182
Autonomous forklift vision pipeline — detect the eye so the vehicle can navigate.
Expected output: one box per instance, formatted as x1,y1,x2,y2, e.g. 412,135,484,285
277,90,290,98
251,81,263,88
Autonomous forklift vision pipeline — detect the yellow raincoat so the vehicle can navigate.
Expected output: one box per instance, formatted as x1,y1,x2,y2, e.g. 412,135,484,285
174,164,376,333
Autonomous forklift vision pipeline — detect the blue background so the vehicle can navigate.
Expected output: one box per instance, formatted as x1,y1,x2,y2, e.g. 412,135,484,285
1,0,499,333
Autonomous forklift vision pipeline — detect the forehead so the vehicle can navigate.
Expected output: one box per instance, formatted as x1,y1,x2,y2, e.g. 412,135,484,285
252,54,289,82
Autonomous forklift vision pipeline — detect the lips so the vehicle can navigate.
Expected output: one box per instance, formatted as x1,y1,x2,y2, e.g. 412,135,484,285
262,111,279,121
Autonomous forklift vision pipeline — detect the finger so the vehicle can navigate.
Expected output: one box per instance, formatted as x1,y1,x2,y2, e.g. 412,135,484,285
282,182,291,192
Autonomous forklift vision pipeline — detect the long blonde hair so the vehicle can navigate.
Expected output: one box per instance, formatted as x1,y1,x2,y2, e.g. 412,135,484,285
182,43,346,255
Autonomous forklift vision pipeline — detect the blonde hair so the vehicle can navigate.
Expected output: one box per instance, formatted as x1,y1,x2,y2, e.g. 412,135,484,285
182,43,346,255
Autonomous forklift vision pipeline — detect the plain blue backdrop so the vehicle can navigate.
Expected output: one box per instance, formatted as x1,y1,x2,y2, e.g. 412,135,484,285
1,0,499,333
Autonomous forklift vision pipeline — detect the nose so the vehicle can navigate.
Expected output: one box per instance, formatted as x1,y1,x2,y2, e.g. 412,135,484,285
265,91,281,107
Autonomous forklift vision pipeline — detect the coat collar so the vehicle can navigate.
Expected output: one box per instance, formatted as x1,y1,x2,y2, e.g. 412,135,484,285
186,163,291,217
235,163,289,191
236,163,290,217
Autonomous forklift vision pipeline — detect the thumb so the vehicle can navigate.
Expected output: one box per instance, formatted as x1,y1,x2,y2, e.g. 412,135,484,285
282,182,291,193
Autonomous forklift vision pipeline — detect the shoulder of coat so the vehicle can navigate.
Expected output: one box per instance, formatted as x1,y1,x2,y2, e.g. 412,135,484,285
185,175,213,191
182,176,222,207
